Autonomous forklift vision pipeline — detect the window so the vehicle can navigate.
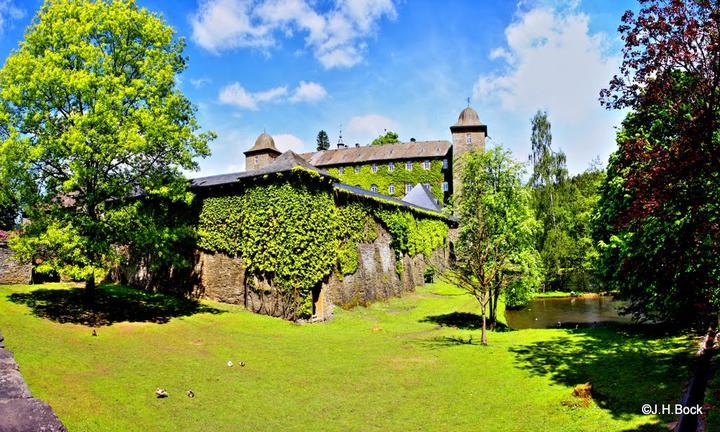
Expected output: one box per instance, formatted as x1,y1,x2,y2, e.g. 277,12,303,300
405,183,412,193
388,184,395,194
354,165,360,173
423,183,430,190
254,156,259,164
423,160,430,170
442,182,449,192
371,163,377,173
338,166,344,175
405,161,413,171
371,184,378,193
466,133,472,144
388,162,394,172
442,159,448,169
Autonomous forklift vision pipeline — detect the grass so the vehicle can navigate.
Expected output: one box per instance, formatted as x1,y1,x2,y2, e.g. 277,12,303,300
0,282,696,432
534,290,575,298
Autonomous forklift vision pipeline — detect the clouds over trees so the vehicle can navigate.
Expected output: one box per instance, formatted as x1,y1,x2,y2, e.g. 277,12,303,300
191,0,397,68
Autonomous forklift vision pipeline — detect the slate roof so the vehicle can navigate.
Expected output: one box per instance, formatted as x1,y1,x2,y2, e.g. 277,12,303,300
454,106,483,127
300,140,451,167
402,184,443,212
333,183,444,216
244,132,281,155
190,151,332,188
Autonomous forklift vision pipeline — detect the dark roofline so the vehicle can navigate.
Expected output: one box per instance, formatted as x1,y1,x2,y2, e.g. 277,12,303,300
190,150,335,189
333,183,452,221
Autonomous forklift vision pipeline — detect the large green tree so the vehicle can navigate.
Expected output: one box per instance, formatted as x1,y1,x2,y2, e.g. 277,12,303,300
528,111,601,291
0,0,213,291
446,146,541,344
595,0,720,327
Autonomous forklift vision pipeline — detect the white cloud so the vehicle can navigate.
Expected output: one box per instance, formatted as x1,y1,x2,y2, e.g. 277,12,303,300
190,77,212,88
273,133,307,153
190,0,396,68
219,80,326,109
289,81,327,103
218,82,287,110
472,3,623,173
347,114,398,144
0,1,23,35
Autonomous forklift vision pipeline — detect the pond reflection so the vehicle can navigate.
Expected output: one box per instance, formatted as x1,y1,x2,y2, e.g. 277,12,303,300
505,295,632,329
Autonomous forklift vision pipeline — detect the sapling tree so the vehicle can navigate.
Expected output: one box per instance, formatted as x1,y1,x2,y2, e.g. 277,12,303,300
447,146,541,344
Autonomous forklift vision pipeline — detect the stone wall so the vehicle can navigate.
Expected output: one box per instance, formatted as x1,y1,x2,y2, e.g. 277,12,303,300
0,243,31,285
0,331,67,431
195,221,450,321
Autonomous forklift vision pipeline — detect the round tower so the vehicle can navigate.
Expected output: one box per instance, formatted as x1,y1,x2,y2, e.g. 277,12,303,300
450,106,487,196
244,132,281,171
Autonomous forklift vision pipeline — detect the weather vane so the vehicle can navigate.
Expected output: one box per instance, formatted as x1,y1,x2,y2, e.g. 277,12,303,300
466,96,471,107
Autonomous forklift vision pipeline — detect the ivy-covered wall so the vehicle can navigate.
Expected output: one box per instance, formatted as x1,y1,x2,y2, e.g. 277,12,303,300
195,169,450,320
326,159,449,203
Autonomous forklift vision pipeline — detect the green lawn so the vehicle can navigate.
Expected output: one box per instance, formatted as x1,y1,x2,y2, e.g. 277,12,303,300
534,290,576,298
0,282,695,432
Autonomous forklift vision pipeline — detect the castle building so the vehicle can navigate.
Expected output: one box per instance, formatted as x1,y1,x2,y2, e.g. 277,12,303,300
216,106,486,211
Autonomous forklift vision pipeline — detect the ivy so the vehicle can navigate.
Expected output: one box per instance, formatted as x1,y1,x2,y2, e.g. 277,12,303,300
197,171,450,320
375,209,448,259
327,160,447,202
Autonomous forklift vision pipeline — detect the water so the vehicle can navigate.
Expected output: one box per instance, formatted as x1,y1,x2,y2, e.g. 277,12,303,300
505,295,632,329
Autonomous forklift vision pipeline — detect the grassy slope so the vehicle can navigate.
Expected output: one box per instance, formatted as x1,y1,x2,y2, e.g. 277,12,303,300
0,282,694,432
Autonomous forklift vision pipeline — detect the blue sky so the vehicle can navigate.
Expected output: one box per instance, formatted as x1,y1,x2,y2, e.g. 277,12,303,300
0,0,635,176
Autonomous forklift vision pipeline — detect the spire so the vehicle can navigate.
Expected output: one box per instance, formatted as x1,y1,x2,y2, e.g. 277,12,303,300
337,124,346,148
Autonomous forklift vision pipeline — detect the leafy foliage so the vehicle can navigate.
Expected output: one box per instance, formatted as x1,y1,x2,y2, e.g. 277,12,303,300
447,146,541,344
197,173,449,318
327,159,447,202
595,1,720,327
371,131,400,146
0,0,213,289
527,111,601,291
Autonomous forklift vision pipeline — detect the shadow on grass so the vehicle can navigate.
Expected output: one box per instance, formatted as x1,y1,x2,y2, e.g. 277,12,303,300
7,284,223,327
509,327,694,424
421,311,509,331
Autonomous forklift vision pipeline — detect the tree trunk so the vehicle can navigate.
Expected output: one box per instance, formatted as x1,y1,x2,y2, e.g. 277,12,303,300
481,300,488,345
84,274,96,303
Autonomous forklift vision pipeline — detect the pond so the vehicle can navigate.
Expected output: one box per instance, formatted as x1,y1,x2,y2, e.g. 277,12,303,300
505,295,633,329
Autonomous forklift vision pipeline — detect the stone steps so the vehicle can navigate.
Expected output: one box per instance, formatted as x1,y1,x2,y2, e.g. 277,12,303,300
0,330,67,432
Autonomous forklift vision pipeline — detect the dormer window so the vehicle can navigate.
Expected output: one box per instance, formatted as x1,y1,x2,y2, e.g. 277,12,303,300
405,161,413,171
423,160,430,170
371,163,377,173
388,162,394,172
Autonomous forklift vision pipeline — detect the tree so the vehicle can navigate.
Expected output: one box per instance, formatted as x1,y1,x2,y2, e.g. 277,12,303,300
0,0,213,292
595,0,720,327
371,131,400,146
446,146,541,344
527,110,571,290
316,130,330,151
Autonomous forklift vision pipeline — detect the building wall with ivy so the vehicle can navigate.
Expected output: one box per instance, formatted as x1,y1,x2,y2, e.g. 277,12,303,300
326,159,450,203
192,169,451,321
